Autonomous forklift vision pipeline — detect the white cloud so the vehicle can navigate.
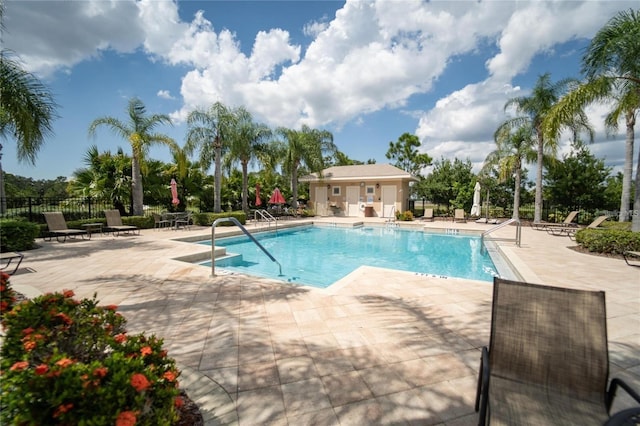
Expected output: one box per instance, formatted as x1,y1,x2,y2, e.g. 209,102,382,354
157,90,175,100
303,20,329,38
3,0,142,77
486,1,620,80
4,0,636,173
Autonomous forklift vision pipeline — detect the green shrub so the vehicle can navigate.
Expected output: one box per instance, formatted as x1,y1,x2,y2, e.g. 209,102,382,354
575,228,640,255
193,211,246,226
397,211,414,221
300,209,315,217
0,289,182,425
122,215,154,229
0,219,40,251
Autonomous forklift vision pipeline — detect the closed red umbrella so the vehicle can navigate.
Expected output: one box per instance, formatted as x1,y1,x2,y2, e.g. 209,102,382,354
170,179,179,205
268,187,285,204
255,183,262,207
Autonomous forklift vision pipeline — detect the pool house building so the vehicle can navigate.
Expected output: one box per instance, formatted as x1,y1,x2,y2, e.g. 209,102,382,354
300,164,419,218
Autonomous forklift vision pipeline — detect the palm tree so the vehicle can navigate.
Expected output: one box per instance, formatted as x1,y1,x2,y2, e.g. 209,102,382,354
164,146,209,211
0,50,58,212
186,102,234,213
224,107,272,214
482,125,536,220
88,98,175,216
278,125,336,210
545,9,640,230
497,73,592,223
69,145,131,210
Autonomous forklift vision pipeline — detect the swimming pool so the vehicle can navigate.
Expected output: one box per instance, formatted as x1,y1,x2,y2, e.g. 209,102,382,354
197,225,499,288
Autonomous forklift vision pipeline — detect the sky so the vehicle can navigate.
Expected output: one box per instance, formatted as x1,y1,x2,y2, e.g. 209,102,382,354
2,0,638,181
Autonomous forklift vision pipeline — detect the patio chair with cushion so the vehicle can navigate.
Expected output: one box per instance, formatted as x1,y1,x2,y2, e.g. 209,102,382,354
475,277,640,426
532,210,579,231
420,208,434,222
104,210,140,236
454,209,466,223
43,212,89,242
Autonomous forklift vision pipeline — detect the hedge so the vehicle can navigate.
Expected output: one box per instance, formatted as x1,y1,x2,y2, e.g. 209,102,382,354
574,228,640,255
0,220,41,252
193,211,246,226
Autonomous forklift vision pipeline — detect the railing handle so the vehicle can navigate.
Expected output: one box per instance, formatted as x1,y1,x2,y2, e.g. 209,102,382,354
211,217,282,277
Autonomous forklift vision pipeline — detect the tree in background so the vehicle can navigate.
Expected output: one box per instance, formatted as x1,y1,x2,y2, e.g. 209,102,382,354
88,98,175,216
482,125,536,220
545,9,640,230
163,147,209,212
2,172,68,199
498,73,592,223
602,172,626,213
478,167,534,219
544,142,611,213
0,5,58,212
69,145,131,214
419,157,475,212
278,125,336,210
225,107,272,214
186,102,234,213
328,151,376,166
385,133,432,177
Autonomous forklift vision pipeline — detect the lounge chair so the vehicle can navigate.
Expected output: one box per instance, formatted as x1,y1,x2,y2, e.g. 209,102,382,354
1,252,24,275
561,215,609,240
532,210,578,231
454,209,466,223
475,277,640,425
43,212,89,242
623,251,640,267
104,210,140,236
420,208,434,222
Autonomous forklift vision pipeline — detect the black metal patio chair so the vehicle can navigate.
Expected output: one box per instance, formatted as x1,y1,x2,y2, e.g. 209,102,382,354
475,277,640,425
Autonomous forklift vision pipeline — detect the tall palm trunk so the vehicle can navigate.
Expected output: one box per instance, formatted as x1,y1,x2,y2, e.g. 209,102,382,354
241,161,249,214
534,130,544,223
513,160,522,220
633,130,640,232
291,161,299,210
131,155,144,216
619,111,635,222
214,135,222,213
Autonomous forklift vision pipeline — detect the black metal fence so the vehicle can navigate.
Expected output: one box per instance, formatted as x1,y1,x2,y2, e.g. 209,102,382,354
0,197,167,223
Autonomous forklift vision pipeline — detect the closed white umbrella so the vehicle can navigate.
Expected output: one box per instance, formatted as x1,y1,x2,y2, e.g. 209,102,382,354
471,181,481,216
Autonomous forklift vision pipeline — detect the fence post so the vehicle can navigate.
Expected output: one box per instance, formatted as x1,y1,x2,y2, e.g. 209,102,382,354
28,197,34,222
88,196,92,219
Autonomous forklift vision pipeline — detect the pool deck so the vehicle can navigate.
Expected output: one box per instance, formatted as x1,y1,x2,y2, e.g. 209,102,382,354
7,217,640,425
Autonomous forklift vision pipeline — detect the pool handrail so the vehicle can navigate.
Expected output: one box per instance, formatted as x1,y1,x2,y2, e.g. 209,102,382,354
255,209,278,229
481,218,521,247
211,217,282,277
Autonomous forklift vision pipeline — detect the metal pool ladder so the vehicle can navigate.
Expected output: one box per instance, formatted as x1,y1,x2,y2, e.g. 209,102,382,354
254,209,278,230
481,218,521,247
211,217,282,277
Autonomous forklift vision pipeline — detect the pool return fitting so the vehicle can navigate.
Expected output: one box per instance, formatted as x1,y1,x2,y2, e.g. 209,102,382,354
211,217,283,277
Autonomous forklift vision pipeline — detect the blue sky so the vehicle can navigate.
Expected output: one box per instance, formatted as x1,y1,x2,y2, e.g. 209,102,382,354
2,0,637,181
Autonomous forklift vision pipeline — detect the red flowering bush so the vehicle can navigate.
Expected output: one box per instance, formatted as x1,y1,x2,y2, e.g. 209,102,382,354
0,272,17,317
0,290,182,425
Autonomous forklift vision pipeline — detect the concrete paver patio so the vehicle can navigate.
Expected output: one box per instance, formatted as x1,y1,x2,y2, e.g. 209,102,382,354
7,217,640,425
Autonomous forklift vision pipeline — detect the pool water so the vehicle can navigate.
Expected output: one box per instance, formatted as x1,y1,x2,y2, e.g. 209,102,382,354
198,225,498,288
